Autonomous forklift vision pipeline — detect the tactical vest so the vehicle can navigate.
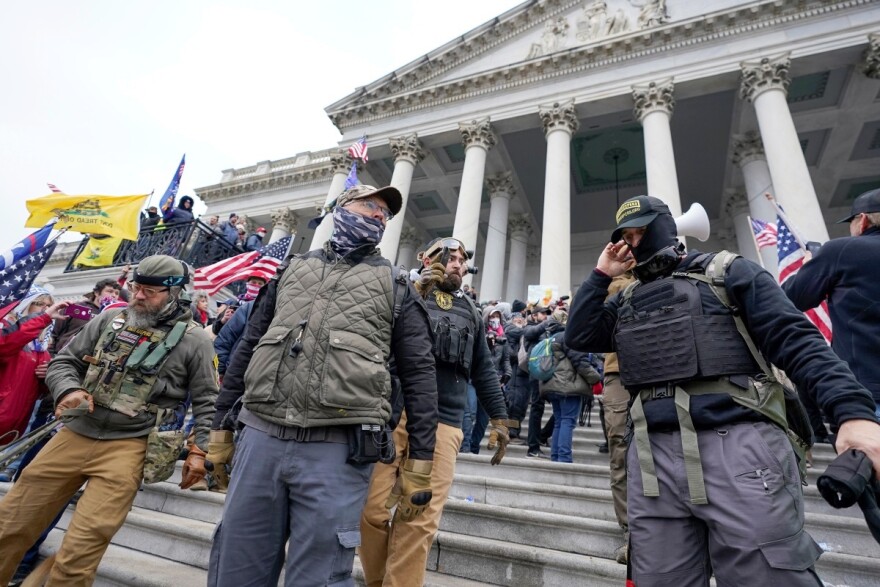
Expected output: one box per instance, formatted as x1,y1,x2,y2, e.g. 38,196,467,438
615,252,810,505
243,249,395,428
83,310,192,418
424,289,479,375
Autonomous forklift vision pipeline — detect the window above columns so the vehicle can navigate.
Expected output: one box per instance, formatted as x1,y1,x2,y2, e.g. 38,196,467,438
740,53,791,103
632,78,675,121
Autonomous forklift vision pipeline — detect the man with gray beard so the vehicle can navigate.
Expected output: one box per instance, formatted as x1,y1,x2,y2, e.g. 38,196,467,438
0,255,219,586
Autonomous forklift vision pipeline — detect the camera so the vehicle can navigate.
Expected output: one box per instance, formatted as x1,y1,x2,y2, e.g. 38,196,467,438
467,265,479,275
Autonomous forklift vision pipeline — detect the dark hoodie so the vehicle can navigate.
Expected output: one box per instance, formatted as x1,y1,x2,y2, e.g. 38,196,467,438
166,195,195,224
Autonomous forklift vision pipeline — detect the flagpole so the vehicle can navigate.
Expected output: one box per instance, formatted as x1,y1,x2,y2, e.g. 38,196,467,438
764,193,808,251
745,215,766,269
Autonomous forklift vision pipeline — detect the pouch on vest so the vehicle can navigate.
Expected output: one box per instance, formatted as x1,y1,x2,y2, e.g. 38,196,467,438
528,337,558,382
143,407,185,484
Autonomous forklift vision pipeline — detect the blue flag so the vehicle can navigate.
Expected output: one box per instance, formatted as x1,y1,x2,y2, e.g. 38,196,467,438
343,161,358,190
159,154,186,221
0,221,55,272
0,241,57,307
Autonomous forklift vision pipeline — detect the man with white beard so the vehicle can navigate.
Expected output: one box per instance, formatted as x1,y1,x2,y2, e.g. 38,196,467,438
0,255,219,586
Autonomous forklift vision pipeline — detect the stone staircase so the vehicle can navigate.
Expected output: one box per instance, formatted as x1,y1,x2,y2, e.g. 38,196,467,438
2,407,879,586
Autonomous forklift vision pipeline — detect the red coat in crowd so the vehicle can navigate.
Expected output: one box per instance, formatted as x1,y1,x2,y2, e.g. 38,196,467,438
0,312,52,446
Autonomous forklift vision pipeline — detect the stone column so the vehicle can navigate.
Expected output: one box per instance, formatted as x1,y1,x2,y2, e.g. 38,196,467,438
396,226,422,270
269,208,297,243
379,134,425,263
632,79,683,219
741,54,829,243
310,149,353,250
862,33,880,79
538,101,579,294
723,191,763,265
732,131,779,273
505,215,533,302
452,119,496,260
480,173,514,302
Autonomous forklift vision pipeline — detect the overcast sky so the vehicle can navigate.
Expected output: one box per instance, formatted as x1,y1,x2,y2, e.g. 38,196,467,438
1,0,520,246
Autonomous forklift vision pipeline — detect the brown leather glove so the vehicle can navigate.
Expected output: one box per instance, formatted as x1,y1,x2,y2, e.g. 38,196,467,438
206,430,235,493
487,419,511,466
385,459,433,522
179,443,207,490
413,263,447,297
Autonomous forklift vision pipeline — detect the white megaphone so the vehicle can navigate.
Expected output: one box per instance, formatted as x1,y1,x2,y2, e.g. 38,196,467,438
675,203,711,242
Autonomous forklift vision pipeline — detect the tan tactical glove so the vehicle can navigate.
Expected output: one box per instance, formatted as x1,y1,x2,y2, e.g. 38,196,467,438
179,443,207,490
487,419,511,466
206,430,235,493
385,459,433,522
413,263,447,297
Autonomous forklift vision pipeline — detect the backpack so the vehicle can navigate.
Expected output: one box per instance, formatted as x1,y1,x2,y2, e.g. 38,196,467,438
528,335,558,382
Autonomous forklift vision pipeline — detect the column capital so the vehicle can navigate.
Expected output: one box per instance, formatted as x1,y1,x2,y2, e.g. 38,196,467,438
731,131,766,167
459,118,496,151
862,33,880,79
389,134,426,166
270,208,298,233
538,100,579,137
508,214,533,239
485,172,515,199
632,78,675,121
739,53,791,103
723,190,748,217
329,149,354,175
399,225,422,249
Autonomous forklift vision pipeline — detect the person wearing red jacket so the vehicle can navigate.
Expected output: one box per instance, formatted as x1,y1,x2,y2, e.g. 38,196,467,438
0,287,68,447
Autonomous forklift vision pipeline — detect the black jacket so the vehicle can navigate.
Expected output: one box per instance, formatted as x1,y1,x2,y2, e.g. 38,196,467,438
566,252,878,431
213,246,438,460
782,227,880,404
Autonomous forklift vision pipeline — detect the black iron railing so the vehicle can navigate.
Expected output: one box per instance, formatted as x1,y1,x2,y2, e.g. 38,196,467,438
63,220,246,275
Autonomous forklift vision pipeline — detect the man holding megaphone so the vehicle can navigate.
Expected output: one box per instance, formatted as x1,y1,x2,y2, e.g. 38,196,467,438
566,195,880,587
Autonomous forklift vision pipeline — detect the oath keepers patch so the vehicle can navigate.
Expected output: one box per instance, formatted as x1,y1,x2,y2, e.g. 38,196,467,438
115,329,143,346
615,200,641,224
434,290,454,310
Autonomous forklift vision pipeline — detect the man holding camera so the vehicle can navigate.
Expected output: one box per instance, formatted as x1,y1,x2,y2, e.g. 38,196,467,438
359,237,511,587
782,188,880,416
207,184,438,587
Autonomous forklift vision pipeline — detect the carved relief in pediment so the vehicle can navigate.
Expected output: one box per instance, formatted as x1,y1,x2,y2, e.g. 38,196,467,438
527,0,669,59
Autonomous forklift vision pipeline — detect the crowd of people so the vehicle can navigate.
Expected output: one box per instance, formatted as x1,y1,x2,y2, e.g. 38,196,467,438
0,184,878,587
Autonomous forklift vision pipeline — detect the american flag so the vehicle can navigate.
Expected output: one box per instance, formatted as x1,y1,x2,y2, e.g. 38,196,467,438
776,214,832,342
0,241,57,307
348,136,368,162
47,183,63,193
750,218,777,249
159,154,186,221
193,237,291,295
0,222,55,272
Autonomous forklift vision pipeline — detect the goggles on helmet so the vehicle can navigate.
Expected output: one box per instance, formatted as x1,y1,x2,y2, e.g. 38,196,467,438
422,238,468,262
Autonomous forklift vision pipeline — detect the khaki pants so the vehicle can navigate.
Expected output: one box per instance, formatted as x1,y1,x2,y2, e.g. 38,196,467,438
360,415,462,587
0,427,146,587
603,374,629,531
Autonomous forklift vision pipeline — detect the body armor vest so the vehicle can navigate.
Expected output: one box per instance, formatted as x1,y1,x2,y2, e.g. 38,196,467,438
424,289,479,375
83,310,190,417
615,267,759,388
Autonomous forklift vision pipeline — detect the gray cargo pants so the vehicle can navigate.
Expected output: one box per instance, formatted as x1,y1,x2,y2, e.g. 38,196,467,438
208,425,374,587
627,421,823,587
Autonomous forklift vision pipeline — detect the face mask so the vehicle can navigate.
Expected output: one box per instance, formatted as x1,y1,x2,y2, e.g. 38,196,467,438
632,244,685,282
489,318,500,328
331,205,385,255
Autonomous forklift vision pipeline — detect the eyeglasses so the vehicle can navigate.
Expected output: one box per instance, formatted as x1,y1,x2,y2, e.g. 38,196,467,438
127,282,170,297
351,198,394,221
30,301,50,308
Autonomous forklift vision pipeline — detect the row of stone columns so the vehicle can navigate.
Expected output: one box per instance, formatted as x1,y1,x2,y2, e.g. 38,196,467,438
308,37,879,298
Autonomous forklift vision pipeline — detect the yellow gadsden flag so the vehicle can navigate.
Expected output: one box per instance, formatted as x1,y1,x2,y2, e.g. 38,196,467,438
73,234,125,268
25,193,149,240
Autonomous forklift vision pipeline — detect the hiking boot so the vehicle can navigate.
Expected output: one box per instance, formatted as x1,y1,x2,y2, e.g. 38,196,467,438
526,449,549,459
615,531,629,565
597,442,609,454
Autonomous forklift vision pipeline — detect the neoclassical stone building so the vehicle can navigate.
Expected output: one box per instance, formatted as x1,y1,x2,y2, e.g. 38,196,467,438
42,0,880,302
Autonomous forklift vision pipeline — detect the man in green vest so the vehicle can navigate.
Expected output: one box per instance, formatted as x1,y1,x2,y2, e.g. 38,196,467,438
207,184,439,587
0,255,219,586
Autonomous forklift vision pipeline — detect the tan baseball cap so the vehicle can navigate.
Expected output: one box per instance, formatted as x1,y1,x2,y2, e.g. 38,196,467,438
336,184,402,216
